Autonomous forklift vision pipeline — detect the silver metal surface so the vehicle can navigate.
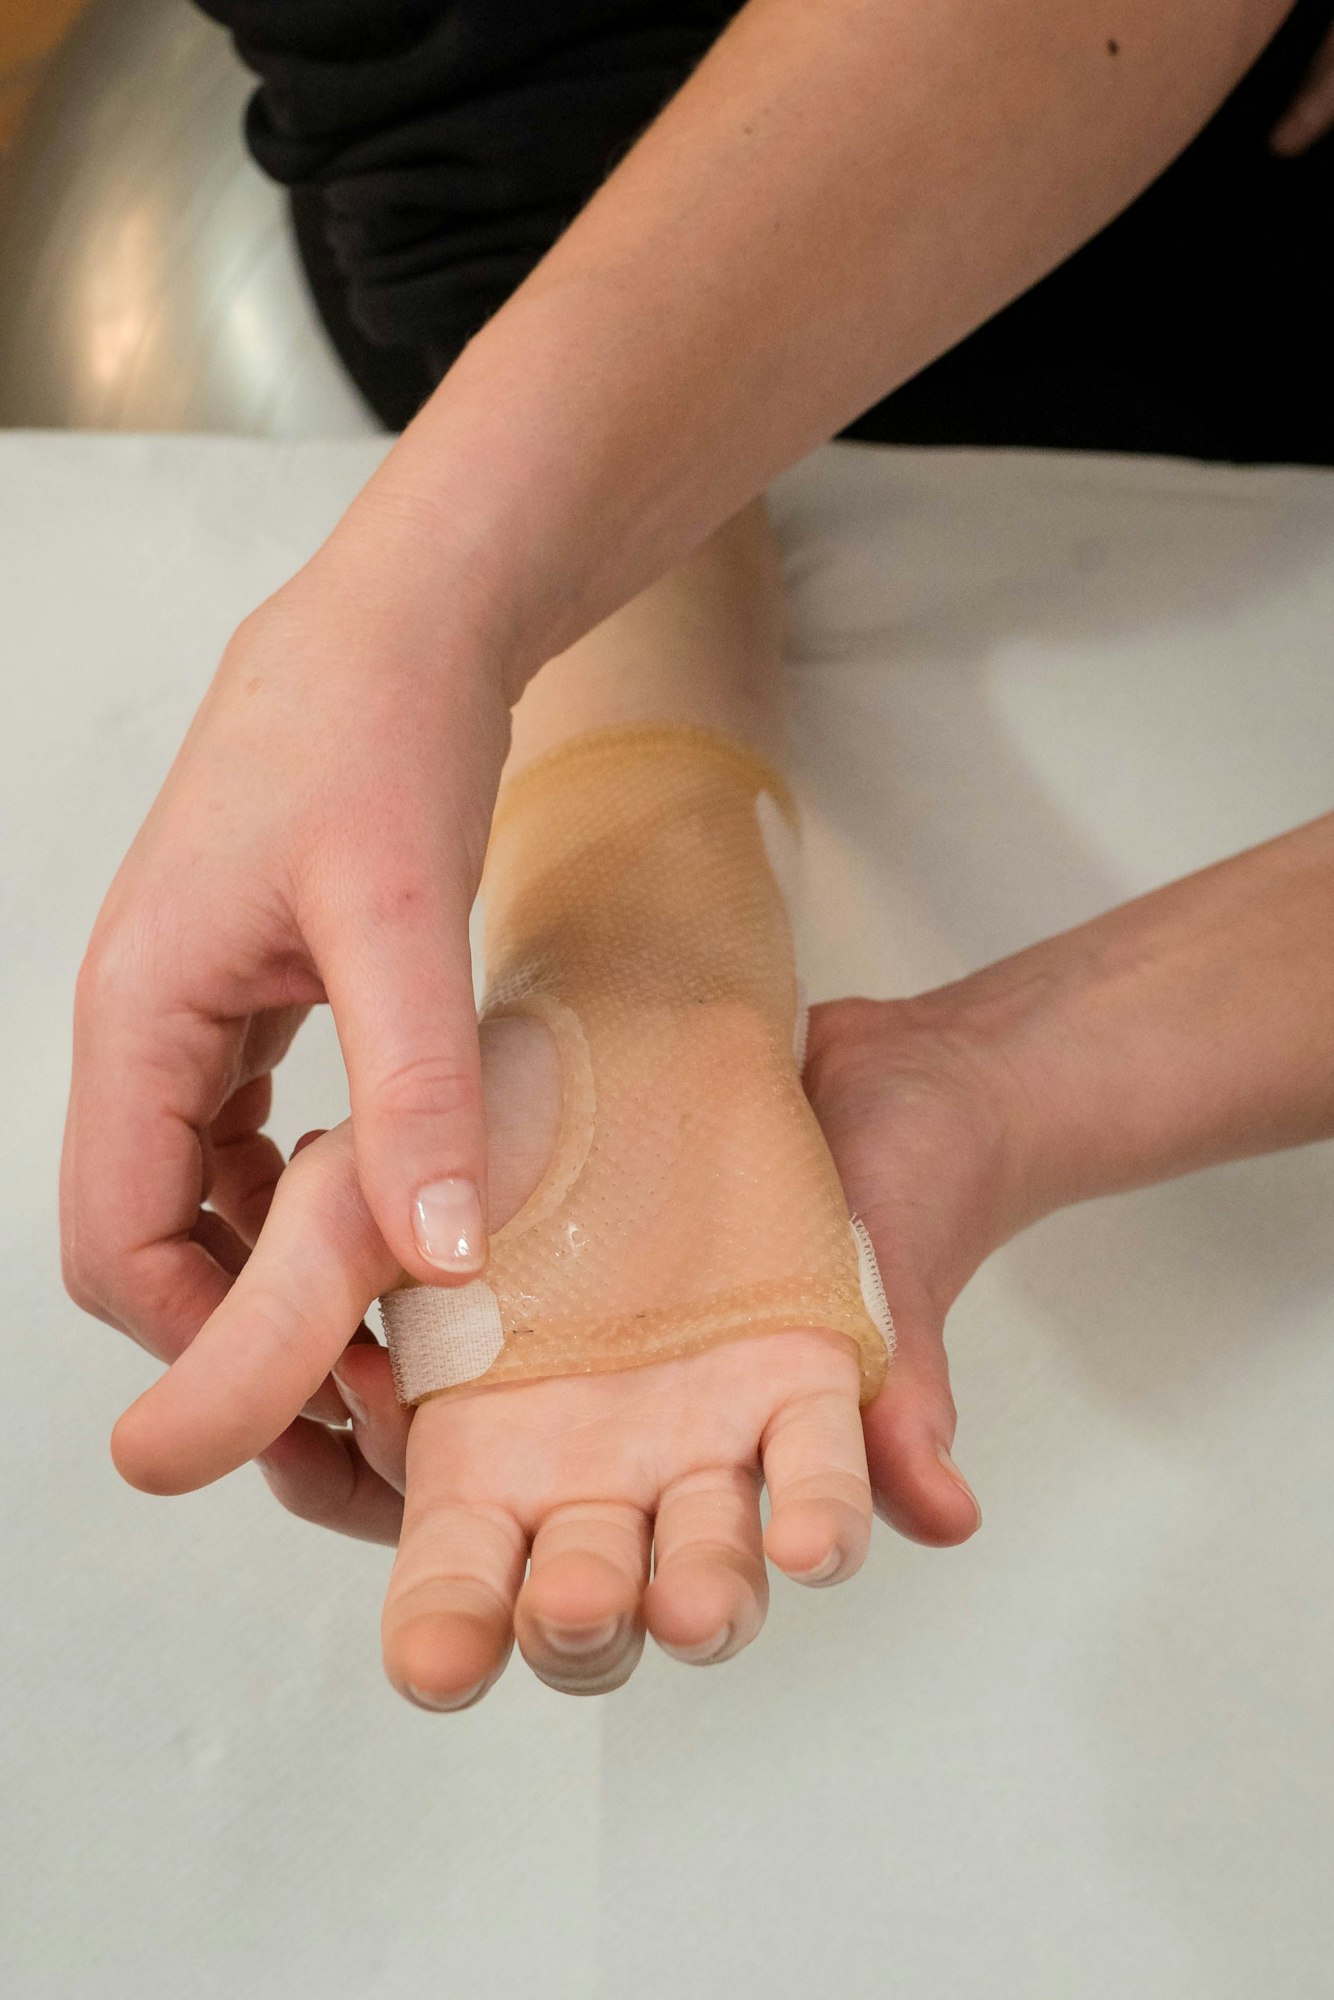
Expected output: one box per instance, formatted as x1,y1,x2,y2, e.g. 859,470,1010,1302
0,0,380,436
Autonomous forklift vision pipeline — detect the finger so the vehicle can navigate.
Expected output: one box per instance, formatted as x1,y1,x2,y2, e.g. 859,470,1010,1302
311,842,489,1290
205,1074,286,1249
858,1263,982,1549
238,1004,311,1080
645,1466,768,1667
208,1116,366,1430
331,1341,411,1493
383,1404,527,1711
761,1354,873,1587
237,993,568,1486
1270,28,1334,154
516,1502,650,1695
256,1417,404,1545
190,1206,249,1280
111,1123,399,1494
63,959,245,1354
189,1159,350,1433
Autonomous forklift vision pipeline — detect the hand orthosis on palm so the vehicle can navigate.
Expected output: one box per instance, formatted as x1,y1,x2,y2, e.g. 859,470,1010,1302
113,725,979,1707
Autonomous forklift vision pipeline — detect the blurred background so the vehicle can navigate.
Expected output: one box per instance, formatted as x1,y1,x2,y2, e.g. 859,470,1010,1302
0,0,378,436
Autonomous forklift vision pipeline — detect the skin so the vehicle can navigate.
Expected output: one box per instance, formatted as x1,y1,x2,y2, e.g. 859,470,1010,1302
115,782,1334,1697
111,505,950,1702
1269,17,1334,153
62,0,1328,1695
63,0,1297,1350
110,765,1334,1704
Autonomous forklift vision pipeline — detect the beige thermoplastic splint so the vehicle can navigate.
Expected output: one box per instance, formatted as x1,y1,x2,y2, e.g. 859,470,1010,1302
379,723,894,1405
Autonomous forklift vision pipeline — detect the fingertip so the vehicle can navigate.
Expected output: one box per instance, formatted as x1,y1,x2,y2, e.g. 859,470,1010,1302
521,1551,634,1633
110,1393,200,1497
765,1498,868,1587
403,1175,489,1288
871,1448,983,1548
646,1560,763,1662
336,991,490,1286
352,1176,489,1293
388,1614,508,1711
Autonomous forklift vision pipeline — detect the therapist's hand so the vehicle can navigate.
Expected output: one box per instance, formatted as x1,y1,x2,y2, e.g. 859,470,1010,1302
803,999,1005,1545
814,809,1334,1532
60,520,513,1388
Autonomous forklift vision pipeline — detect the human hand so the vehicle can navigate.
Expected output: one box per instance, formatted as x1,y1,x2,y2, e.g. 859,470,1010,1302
60,513,514,1428
113,1014,876,1705
807,804,1334,1536
296,991,1015,1568
801,997,1032,1546
111,983,1014,1596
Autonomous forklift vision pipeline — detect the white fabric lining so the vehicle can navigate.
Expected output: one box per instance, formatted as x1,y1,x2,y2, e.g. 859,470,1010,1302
380,1280,505,1400
850,1216,896,1356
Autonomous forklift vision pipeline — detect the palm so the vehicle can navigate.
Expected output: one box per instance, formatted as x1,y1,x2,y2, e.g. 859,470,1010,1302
386,1326,867,1704
113,995,991,1709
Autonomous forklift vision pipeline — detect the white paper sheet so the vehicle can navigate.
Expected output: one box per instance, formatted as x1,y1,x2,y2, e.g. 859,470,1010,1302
3,433,1332,1999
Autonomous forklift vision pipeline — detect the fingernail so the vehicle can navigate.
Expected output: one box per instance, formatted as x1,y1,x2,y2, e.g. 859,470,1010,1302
406,1679,487,1713
543,1617,623,1658
936,1443,982,1527
790,1550,843,1586
331,1368,367,1428
659,1624,733,1666
411,1178,486,1273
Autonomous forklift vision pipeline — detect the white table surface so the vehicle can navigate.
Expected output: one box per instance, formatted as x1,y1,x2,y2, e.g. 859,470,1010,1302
2,433,1332,1999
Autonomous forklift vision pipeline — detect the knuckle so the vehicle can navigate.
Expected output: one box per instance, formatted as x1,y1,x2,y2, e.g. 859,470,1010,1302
58,1201,121,1325
241,1285,308,1361
371,1052,479,1125
74,939,118,1016
272,1481,335,1530
60,1247,105,1320
75,912,159,1018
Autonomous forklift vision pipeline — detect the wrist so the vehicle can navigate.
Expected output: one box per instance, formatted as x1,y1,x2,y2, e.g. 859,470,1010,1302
917,913,1212,1231
909,958,1095,1241
341,271,746,706
309,485,531,697
807,994,1040,1319
914,815,1334,1236
334,324,606,704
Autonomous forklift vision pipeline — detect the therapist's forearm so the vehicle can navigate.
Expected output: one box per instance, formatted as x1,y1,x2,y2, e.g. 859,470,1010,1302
338,0,1293,681
932,813,1334,1230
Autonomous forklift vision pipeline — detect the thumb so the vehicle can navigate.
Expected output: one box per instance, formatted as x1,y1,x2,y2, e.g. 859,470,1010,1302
318,857,489,1287
858,1257,982,1549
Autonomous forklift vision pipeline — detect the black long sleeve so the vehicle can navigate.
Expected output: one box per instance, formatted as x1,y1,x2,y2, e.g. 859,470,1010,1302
201,0,1333,462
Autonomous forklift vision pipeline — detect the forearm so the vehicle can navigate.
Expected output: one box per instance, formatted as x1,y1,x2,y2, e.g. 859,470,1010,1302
338,0,1292,681
935,813,1334,1226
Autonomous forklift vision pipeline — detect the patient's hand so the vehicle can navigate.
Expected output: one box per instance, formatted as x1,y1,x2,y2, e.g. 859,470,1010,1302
372,1325,867,1705
112,1017,876,1707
